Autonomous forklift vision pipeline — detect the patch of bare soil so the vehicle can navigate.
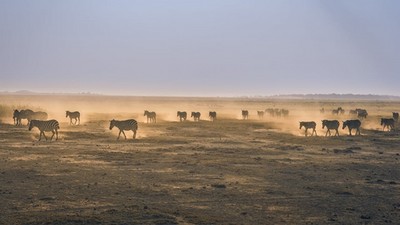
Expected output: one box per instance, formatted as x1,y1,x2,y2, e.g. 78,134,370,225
0,97,399,224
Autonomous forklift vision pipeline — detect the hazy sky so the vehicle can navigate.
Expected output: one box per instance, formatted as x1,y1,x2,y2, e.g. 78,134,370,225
1,0,399,96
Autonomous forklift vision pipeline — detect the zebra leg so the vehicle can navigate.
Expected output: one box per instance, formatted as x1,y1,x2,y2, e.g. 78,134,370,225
356,128,361,135
78,117,80,125
42,131,48,141
305,128,308,137
55,129,58,140
335,129,339,136
38,131,42,141
313,129,317,136
325,130,328,137
133,130,137,139
122,130,127,140
349,128,352,136
50,130,55,141
117,130,122,140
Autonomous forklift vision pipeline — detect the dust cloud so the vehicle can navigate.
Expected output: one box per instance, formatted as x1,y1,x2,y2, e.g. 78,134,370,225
0,94,399,137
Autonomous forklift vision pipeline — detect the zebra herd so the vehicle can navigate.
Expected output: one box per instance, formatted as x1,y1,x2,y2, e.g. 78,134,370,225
9,107,400,141
300,111,399,137
299,119,362,137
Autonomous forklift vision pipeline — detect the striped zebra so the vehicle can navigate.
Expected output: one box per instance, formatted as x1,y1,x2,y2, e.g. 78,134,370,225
281,109,289,117
332,107,344,115
257,111,264,119
242,110,249,120
66,111,80,125
356,109,368,119
381,118,395,131
299,121,317,137
265,108,275,117
144,110,156,123
109,119,138,140
13,109,34,126
29,119,60,141
177,111,187,122
191,112,201,121
393,112,399,122
209,111,217,121
342,120,361,136
322,120,340,136
349,109,358,115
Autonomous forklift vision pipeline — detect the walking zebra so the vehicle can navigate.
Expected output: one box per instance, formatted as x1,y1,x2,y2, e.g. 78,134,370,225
265,108,275,117
281,109,289,117
13,109,34,126
242,110,249,120
191,112,201,121
342,120,361,136
177,111,187,122
322,120,340,136
29,119,60,141
109,119,138,140
66,111,80,125
209,111,217,121
257,111,264,119
349,110,358,115
332,107,344,115
393,112,399,122
381,118,395,131
299,121,317,137
144,110,156,123
356,109,368,119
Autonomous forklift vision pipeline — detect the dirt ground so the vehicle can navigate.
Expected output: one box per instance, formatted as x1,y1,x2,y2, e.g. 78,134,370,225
0,95,399,224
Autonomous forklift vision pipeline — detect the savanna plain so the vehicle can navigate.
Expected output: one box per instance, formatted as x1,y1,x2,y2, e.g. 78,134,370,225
0,95,399,225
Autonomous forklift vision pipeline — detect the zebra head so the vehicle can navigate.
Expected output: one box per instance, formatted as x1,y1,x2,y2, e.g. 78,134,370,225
342,121,347,129
13,109,19,119
299,122,304,129
109,119,116,130
28,120,36,131
66,111,70,117
191,112,195,117
322,120,326,129
177,111,181,117
144,110,148,116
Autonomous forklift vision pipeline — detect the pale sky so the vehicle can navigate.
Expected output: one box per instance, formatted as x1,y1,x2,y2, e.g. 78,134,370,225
1,0,399,96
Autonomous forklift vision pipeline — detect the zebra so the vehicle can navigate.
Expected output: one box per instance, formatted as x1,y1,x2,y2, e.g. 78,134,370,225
29,119,60,141
66,111,80,125
332,107,344,115
13,109,34,126
381,118,395,131
265,108,275,117
274,109,282,117
109,119,138,140
281,109,289,117
322,120,340,136
177,111,187,122
299,121,317,137
144,110,156,123
257,111,264,119
342,120,361,136
242,110,249,120
393,112,399,122
356,109,368,119
349,109,358,115
209,111,217,121
191,112,201,121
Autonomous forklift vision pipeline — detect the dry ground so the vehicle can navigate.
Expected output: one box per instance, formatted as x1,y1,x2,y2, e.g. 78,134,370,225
0,95,399,224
